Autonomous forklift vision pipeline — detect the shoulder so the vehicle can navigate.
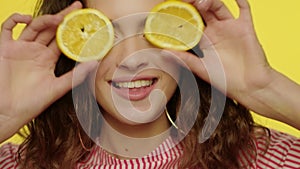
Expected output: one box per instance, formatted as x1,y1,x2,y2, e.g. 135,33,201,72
255,129,300,168
0,143,19,169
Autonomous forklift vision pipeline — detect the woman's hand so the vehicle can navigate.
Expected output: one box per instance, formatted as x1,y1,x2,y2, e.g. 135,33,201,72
177,0,270,98
169,0,300,129
0,1,97,143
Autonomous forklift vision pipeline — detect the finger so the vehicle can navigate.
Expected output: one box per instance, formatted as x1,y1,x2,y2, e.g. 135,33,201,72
18,1,82,42
195,0,234,23
182,0,196,3
56,1,82,17
18,14,63,41
48,38,61,57
34,26,58,45
34,1,83,45
236,0,252,21
182,0,217,23
199,10,217,24
0,13,32,41
51,61,98,101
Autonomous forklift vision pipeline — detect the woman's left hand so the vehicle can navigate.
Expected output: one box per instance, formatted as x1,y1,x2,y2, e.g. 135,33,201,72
166,0,272,105
166,0,300,129
173,0,271,99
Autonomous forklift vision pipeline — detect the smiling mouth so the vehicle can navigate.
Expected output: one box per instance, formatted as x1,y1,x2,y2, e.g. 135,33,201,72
111,78,157,89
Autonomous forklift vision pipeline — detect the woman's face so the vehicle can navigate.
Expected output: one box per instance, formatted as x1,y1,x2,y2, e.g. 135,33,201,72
87,0,180,128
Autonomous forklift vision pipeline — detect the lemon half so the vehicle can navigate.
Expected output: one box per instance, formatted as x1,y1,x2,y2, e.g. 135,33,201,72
56,8,114,62
144,1,204,51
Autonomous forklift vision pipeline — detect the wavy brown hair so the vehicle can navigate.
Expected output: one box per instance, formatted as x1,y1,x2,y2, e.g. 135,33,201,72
17,0,268,168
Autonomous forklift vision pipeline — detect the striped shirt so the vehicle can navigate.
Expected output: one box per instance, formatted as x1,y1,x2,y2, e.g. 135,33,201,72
0,130,299,169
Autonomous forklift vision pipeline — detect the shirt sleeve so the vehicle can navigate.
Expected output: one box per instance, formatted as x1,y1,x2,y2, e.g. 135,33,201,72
0,143,19,169
255,130,300,169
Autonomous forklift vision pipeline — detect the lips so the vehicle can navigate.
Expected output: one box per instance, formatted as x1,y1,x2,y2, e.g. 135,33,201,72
110,78,157,100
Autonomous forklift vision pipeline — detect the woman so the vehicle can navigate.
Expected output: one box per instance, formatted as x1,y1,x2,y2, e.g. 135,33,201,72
0,0,299,168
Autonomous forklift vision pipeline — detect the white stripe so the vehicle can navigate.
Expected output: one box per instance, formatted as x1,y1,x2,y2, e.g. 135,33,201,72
284,153,299,163
285,160,300,168
257,157,281,169
290,142,300,152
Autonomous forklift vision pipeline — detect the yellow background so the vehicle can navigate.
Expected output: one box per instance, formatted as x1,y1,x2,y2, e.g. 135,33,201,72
0,0,299,144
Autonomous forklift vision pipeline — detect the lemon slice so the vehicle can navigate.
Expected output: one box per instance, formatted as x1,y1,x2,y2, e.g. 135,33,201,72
56,8,114,62
144,1,204,51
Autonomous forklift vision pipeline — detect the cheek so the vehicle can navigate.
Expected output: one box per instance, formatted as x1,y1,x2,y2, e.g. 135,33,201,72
162,65,181,101
94,78,115,115
164,75,179,99
151,52,181,82
161,63,181,83
92,62,113,103
91,58,116,94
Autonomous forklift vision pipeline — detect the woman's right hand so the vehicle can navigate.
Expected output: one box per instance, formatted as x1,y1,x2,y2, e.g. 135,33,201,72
0,1,97,143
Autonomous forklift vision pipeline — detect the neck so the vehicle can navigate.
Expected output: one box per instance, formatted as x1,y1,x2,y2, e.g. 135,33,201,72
98,111,171,159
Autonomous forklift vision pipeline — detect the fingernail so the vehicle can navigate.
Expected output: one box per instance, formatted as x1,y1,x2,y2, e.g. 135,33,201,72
197,0,206,5
71,1,82,8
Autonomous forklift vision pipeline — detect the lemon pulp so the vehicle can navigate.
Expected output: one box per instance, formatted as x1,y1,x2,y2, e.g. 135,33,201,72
56,9,114,62
144,1,204,51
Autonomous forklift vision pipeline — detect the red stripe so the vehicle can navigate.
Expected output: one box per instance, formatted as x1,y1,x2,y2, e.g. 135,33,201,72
167,139,178,168
141,157,146,169
283,163,300,169
286,158,300,166
238,149,247,167
6,132,299,169
0,155,13,166
130,159,135,168
286,152,300,162
0,157,15,169
0,144,18,169
290,146,300,154
262,153,283,167
257,157,280,169
254,130,300,169
263,150,284,163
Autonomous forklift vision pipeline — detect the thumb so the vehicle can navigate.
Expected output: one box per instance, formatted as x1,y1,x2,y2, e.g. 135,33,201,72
52,61,98,100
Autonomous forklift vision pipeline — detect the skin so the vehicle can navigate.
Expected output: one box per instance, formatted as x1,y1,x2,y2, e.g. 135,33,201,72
174,0,300,129
0,2,97,142
0,0,299,145
90,0,179,133
87,0,180,158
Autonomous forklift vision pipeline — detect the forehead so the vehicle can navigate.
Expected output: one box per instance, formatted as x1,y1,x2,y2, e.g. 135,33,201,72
87,0,164,20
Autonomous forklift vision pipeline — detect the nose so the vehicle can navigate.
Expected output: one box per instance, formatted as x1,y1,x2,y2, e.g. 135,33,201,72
116,36,149,71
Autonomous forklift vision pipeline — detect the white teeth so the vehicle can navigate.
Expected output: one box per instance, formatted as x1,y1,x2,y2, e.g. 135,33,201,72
114,80,153,89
